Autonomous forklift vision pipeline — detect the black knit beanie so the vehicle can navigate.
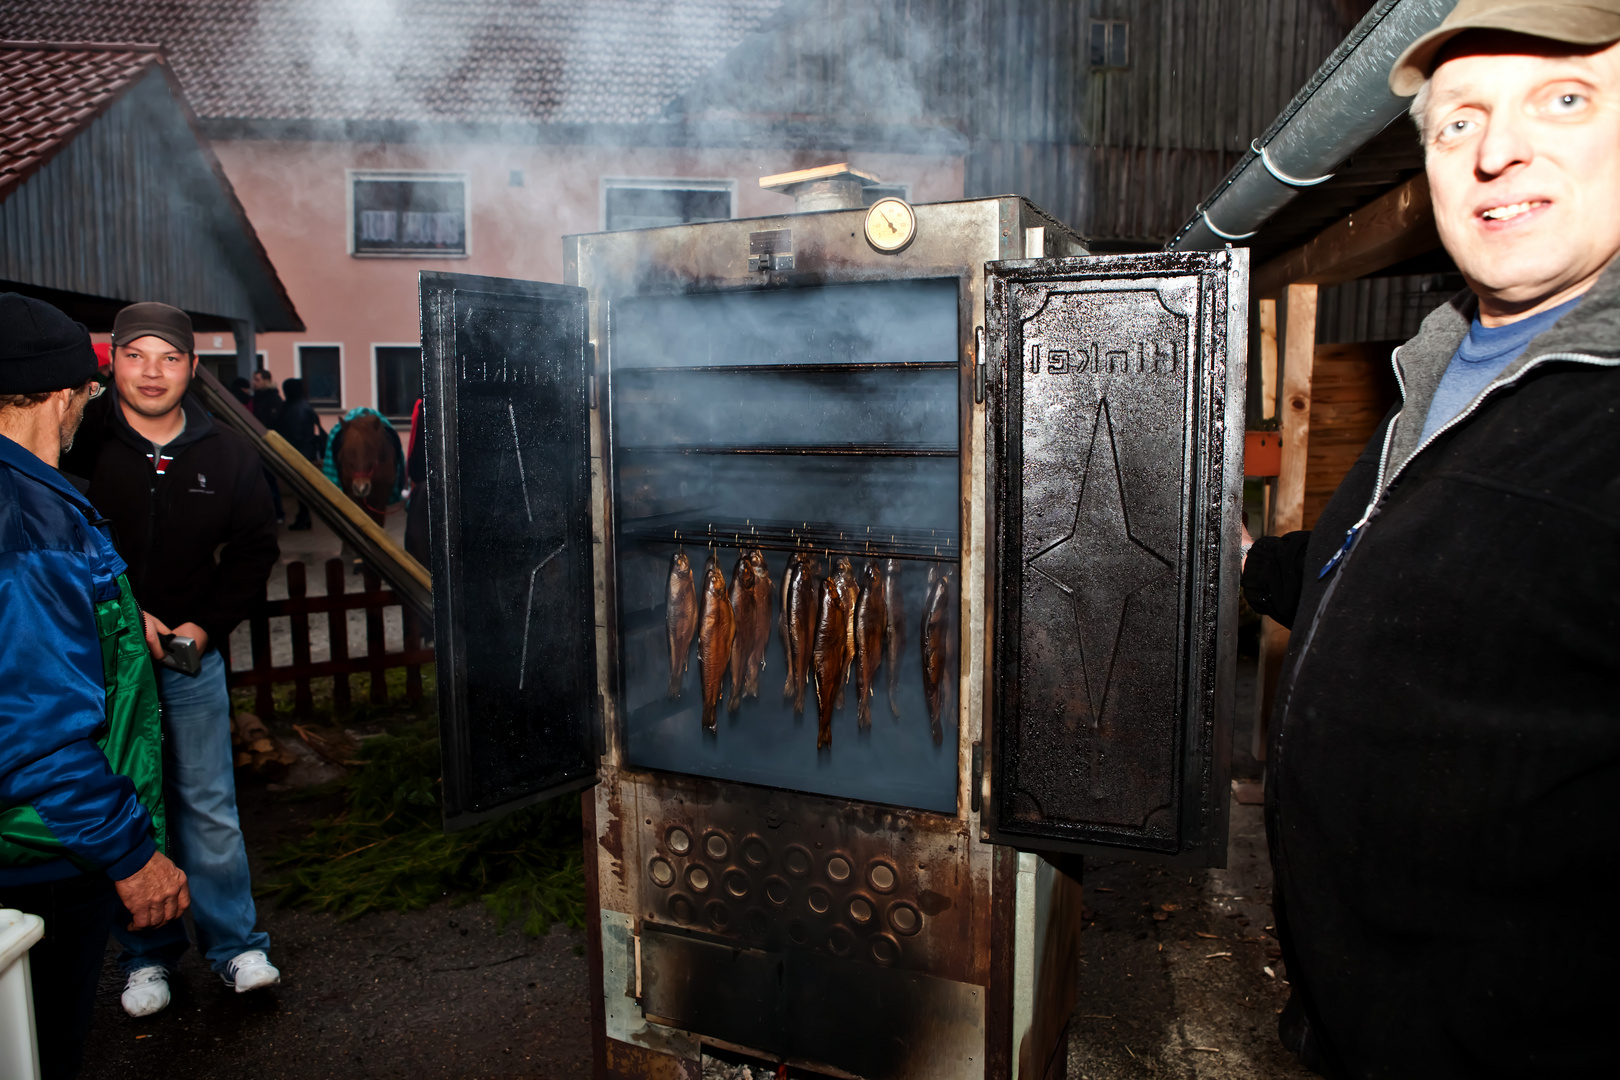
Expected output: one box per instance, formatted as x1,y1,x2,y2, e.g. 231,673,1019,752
0,292,97,394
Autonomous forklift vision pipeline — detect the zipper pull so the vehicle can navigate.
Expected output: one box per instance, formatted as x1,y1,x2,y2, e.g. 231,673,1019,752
1318,524,1361,580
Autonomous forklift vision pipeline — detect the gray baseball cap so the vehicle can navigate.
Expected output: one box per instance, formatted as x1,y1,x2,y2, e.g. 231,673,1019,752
1391,0,1620,95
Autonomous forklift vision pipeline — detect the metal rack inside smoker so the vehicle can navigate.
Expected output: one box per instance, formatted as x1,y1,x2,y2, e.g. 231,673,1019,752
618,514,961,562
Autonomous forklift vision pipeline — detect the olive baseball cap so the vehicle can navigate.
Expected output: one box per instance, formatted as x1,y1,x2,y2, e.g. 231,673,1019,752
1391,0,1620,94
111,301,194,355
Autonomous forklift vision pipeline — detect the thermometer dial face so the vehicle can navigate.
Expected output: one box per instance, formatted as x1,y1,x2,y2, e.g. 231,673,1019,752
864,197,917,253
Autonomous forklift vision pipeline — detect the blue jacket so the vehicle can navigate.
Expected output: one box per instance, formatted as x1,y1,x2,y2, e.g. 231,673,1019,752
0,433,157,885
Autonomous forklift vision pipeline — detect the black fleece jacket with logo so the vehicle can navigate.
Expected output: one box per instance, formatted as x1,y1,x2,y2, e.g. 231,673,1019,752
1242,265,1620,1078
62,390,278,651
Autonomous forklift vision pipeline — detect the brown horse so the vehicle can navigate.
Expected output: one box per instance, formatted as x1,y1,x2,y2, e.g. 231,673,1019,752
335,413,398,527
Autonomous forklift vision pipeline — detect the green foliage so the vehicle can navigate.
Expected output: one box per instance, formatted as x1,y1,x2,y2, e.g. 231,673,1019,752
258,721,586,934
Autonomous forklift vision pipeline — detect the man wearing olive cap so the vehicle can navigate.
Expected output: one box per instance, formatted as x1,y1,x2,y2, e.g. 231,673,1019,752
1240,0,1620,1074
0,293,190,1078
62,301,281,1017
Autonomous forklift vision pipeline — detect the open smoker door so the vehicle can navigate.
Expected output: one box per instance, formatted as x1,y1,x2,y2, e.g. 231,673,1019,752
985,250,1247,866
420,272,598,830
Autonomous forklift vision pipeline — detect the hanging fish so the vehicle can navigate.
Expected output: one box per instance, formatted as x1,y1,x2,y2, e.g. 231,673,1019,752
665,549,698,698
882,557,905,719
853,560,887,729
728,552,757,714
698,552,734,733
781,552,819,715
745,548,773,698
829,557,860,709
811,574,849,749
921,564,954,746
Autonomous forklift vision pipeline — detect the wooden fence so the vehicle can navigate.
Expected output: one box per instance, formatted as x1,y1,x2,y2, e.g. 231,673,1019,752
229,557,434,718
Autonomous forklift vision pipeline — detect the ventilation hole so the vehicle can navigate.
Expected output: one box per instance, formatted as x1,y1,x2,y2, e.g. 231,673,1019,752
724,871,750,898
789,921,809,945
784,846,812,876
807,887,831,914
686,866,710,892
869,863,896,891
871,934,900,965
849,897,873,924
649,858,674,887
826,856,851,883
743,838,770,867
705,900,731,928
704,832,729,860
670,895,693,923
889,902,921,935
666,828,691,855
828,926,855,956
765,878,790,906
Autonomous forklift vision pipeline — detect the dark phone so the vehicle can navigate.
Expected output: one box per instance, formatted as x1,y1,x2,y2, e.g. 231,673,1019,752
158,634,201,676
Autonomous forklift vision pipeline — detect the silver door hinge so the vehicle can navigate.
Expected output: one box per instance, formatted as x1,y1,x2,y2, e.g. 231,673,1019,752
974,325,987,403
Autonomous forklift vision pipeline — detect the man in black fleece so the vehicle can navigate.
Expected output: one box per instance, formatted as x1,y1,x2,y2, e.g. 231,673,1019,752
60,303,282,1017
1240,2,1620,1075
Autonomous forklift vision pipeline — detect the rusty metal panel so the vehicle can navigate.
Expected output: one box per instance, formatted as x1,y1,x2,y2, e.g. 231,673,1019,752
420,271,598,828
985,249,1245,864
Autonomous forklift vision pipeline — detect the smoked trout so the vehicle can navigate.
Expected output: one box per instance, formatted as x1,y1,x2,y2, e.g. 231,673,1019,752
727,552,757,714
780,552,819,714
698,553,734,733
853,560,887,729
921,564,954,746
882,557,905,718
829,557,859,709
665,550,698,698
811,573,849,749
745,549,773,698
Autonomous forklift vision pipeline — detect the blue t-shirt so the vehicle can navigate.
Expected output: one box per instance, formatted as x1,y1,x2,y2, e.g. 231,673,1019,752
1418,296,1582,444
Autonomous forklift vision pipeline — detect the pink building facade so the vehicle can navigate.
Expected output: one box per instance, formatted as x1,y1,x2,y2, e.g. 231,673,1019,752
201,140,965,423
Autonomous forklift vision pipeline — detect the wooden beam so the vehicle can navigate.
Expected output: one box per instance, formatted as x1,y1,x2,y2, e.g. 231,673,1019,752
1254,282,1319,761
1272,284,1319,535
1258,298,1279,420
1253,173,1438,299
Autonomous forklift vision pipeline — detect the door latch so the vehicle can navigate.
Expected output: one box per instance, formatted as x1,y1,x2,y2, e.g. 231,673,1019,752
586,341,599,410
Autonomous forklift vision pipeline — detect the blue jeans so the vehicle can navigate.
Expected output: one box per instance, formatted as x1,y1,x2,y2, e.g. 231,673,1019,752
114,649,270,975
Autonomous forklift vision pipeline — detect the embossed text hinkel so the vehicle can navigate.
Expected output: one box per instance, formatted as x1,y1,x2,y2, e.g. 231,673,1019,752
1026,338,1180,376
459,352,550,385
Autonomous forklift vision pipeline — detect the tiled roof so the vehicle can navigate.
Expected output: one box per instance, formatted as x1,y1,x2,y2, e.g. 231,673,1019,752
0,42,162,199
0,0,788,125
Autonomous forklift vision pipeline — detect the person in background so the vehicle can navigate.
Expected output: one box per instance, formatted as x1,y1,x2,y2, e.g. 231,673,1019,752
1240,1,1620,1074
228,375,251,406
273,377,323,531
248,369,285,524
61,302,281,1018
0,293,189,1078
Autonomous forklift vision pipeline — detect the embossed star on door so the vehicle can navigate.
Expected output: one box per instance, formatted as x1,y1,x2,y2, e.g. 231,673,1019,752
1028,398,1171,725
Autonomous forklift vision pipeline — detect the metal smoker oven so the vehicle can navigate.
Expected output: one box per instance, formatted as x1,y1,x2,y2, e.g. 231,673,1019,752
419,187,1247,1080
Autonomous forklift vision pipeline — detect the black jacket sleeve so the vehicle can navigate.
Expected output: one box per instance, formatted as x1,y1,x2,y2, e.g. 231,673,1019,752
1242,530,1313,629
196,433,279,648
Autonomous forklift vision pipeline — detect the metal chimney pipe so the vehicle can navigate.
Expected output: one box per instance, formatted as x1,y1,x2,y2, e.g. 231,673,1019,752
1167,0,1455,252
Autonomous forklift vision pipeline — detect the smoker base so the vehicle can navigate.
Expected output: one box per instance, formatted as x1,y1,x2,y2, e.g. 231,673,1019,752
640,922,986,1080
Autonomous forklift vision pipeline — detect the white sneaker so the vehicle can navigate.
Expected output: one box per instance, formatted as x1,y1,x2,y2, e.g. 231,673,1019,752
121,965,171,1018
222,949,281,993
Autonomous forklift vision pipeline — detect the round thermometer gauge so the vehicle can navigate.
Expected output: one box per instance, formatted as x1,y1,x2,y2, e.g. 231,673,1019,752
864,197,916,253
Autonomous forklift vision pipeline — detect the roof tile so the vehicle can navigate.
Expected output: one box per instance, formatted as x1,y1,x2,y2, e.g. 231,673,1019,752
0,44,156,198
0,0,786,125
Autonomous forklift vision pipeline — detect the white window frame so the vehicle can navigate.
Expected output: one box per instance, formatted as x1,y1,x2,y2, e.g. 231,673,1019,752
346,169,471,258
371,341,423,420
599,176,738,232
295,342,345,410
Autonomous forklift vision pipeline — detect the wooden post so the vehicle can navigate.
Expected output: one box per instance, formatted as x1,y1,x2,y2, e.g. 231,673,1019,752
326,558,351,713
364,567,387,704
1254,283,1318,761
404,608,423,703
288,561,313,717
249,602,273,719
1258,298,1279,421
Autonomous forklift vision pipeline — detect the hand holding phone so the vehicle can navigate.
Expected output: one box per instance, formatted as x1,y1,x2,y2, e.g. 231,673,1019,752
158,633,201,676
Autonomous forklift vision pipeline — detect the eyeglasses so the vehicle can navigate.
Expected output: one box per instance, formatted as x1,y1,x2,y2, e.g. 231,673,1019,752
85,380,106,400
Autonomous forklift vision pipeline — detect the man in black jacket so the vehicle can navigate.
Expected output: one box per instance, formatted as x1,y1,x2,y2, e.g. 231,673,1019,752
1240,2,1620,1075
61,302,282,1018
